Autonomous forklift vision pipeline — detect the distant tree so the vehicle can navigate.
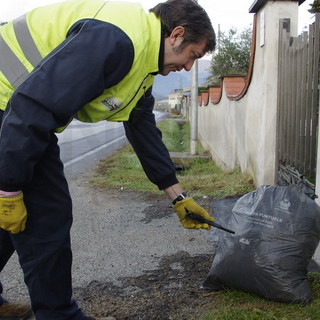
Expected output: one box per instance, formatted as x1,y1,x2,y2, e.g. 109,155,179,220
0,22,7,26
308,0,320,13
207,26,252,86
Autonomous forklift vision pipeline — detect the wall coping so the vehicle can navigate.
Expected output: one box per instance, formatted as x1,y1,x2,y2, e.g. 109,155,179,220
198,14,257,105
249,0,305,14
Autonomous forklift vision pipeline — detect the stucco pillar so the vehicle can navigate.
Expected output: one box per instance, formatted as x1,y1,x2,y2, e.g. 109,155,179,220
248,0,302,186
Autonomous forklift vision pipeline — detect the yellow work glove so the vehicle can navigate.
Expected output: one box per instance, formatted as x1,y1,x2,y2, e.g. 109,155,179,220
0,192,27,234
173,197,215,230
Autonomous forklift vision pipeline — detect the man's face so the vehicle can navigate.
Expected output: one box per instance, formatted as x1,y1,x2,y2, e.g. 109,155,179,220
160,26,206,76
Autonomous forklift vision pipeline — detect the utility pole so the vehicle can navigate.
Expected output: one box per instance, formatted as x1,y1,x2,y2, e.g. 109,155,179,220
190,0,199,155
217,24,221,51
190,60,198,155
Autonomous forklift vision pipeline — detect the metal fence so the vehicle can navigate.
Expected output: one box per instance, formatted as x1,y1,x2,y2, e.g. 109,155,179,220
277,13,320,183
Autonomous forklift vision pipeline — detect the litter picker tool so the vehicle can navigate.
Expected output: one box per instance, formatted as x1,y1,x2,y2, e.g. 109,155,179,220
185,208,235,234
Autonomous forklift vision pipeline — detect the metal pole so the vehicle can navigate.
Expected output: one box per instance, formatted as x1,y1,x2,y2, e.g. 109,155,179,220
190,59,198,155
218,24,221,51
190,0,199,155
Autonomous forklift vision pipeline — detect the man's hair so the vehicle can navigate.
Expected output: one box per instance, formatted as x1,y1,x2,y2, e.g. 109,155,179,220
149,0,216,53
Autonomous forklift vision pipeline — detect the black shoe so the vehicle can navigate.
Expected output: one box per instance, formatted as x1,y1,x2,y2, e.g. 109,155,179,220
0,301,32,319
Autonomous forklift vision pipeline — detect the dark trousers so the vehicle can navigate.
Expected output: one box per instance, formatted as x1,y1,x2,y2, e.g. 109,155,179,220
0,110,84,319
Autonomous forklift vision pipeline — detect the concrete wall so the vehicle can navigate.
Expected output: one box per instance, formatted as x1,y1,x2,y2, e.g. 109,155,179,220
198,0,299,187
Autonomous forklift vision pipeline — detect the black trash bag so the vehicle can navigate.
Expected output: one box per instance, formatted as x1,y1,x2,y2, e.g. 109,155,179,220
206,196,240,249
204,181,320,304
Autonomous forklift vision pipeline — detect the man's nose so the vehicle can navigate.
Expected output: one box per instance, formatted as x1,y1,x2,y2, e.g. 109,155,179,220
183,60,195,71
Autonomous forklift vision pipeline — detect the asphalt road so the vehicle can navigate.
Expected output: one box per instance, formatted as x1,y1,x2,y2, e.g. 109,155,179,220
58,119,128,178
58,111,167,178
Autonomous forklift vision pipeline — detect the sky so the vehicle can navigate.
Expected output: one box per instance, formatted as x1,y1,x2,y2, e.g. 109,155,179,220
0,0,315,34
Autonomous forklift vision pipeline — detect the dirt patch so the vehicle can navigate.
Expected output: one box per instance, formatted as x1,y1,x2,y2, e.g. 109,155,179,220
74,251,216,320
73,191,218,320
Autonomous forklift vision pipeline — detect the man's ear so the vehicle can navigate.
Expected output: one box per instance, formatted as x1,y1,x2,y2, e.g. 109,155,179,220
169,26,185,46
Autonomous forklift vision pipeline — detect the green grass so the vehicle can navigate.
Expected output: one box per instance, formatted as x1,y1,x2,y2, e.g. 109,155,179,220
202,272,320,319
157,120,192,152
91,119,254,199
90,118,320,320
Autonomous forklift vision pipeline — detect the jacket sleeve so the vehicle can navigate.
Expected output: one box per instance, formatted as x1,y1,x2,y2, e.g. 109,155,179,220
123,87,179,190
0,19,134,190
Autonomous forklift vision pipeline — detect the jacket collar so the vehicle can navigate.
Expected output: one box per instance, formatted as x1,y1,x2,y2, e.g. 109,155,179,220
146,12,162,75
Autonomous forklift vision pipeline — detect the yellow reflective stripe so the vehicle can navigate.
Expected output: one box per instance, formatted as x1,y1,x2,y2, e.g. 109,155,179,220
0,33,29,89
13,15,42,67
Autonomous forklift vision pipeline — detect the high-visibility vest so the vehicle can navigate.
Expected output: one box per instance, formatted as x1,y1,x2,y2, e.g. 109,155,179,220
0,0,161,127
